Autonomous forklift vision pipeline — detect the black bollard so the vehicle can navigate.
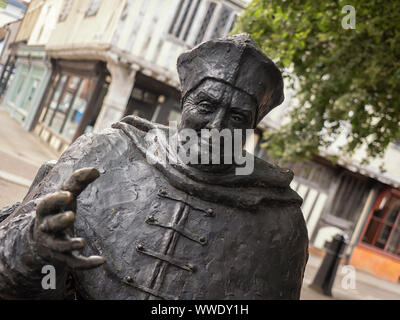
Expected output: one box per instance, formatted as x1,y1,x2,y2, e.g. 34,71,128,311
309,233,348,296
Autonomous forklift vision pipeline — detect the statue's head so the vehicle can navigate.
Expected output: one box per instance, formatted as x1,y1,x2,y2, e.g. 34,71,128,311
175,34,284,172
177,33,284,132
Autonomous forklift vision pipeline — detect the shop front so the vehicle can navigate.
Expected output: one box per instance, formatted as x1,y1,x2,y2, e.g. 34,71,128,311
34,59,108,153
351,187,400,282
1,45,51,131
124,71,181,126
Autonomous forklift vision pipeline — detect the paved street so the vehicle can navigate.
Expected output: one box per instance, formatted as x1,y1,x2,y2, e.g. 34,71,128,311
0,109,399,300
0,178,29,208
0,109,58,207
301,252,400,300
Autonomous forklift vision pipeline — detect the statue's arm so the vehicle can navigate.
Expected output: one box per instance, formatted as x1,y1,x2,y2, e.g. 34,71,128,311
0,162,63,299
0,132,109,299
0,171,104,299
0,206,68,299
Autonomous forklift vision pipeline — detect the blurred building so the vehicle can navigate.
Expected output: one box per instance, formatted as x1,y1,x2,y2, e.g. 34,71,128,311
351,185,400,283
0,0,26,28
0,1,27,89
1,0,62,130
0,18,21,93
0,0,244,152
257,93,400,283
31,0,244,153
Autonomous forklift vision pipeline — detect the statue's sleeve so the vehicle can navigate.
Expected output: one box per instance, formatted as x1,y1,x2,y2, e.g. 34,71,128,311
0,159,64,299
0,128,125,299
0,158,73,299
0,208,70,299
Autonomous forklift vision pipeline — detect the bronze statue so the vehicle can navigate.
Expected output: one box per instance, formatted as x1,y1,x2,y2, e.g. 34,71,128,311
0,34,308,300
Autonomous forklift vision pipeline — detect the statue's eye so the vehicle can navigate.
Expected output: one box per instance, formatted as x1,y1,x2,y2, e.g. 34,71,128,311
197,102,213,113
231,113,244,122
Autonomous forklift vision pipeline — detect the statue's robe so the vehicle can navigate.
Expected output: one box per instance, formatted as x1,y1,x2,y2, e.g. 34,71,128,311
0,116,308,300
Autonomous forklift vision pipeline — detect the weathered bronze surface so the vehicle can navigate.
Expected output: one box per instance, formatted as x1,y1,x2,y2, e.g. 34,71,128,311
0,34,308,300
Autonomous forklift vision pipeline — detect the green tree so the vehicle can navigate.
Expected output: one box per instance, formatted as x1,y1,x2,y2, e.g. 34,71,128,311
234,0,400,163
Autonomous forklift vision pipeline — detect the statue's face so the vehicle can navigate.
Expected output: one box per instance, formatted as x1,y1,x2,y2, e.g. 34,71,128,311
179,79,256,132
177,79,257,171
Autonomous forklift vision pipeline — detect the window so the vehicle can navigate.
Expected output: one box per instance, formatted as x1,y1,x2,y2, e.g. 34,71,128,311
195,2,237,45
19,78,40,112
169,0,201,42
168,0,185,35
194,1,216,45
363,192,400,256
125,85,162,120
182,0,202,42
125,84,180,126
85,0,102,17
10,71,27,103
328,172,371,222
61,77,96,140
170,0,238,46
210,5,233,39
40,74,97,142
227,13,237,34
58,0,73,22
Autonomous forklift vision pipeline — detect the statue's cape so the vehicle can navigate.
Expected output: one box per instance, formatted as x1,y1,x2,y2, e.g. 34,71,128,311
111,115,302,210
1,115,307,300
7,115,302,220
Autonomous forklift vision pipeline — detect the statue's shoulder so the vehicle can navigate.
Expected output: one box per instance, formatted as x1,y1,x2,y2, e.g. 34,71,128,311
33,117,158,193
245,155,303,208
55,126,134,168
248,155,295,189
112,115,169,136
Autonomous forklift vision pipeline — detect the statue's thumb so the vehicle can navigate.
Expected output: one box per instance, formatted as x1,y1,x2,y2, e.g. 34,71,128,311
61,167,100,197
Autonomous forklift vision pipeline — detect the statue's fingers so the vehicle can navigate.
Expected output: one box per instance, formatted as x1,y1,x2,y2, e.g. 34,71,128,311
39,211,75,233
40,235,86,252
59,251,106,270
36,191,74,218
61,167,100,197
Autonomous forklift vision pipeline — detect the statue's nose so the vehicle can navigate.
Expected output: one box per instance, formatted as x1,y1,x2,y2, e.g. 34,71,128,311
206,108,225,130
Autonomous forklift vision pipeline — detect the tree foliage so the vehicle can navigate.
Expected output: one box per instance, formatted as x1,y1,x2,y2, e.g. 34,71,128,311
234,0,400,163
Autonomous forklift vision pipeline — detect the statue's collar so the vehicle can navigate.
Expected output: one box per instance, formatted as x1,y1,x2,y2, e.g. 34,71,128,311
112,116,302,210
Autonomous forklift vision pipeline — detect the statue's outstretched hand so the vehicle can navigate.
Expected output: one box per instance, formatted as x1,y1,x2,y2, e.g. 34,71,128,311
33,167,106,270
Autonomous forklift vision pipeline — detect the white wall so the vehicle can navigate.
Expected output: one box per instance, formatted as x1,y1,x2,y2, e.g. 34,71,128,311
46,0,245,84
28,0,64,45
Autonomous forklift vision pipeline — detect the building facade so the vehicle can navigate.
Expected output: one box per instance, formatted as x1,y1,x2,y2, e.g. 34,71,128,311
0,0,26,29
29,0,244,153
0,18,21,94
348,186,400,283
1,0,62,130
0,0,27,92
